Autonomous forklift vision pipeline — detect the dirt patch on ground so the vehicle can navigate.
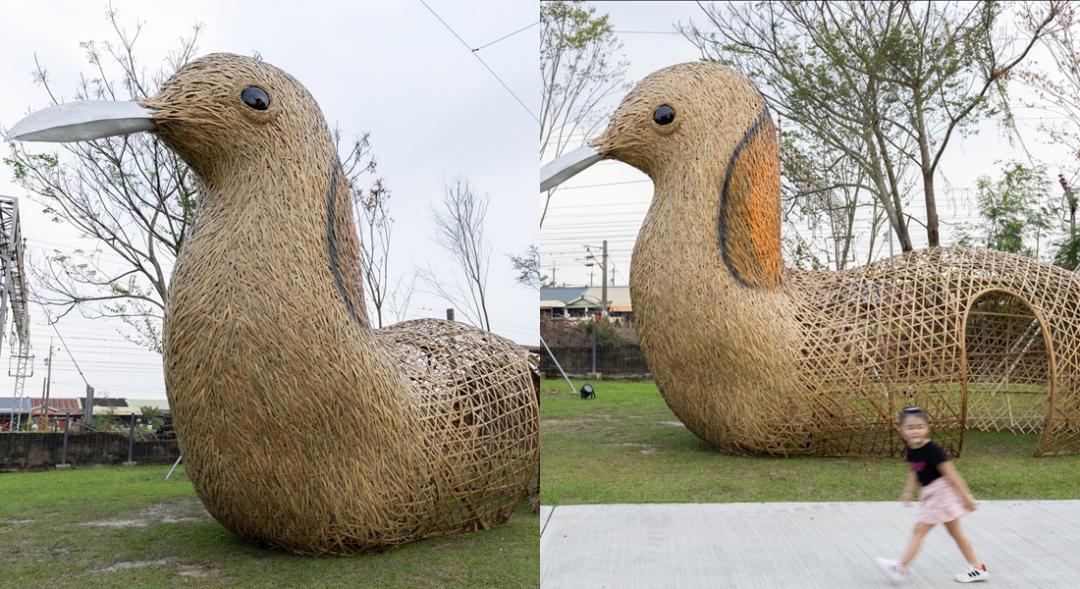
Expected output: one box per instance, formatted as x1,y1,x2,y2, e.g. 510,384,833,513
79,500,211,529
94,558,175,573
91,558,223,579
176,563,223,578
544,414,615,428
610,442,661,454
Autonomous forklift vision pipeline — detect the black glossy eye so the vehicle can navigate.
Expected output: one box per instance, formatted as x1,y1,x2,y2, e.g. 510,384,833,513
653,104,675,125
241,86,270,110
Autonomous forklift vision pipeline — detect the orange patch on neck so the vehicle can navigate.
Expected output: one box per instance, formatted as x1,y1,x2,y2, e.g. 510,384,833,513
719,113,782,288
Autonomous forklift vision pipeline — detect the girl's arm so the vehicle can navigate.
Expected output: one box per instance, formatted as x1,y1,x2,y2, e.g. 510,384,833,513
901,471,916,506
939,461,976,510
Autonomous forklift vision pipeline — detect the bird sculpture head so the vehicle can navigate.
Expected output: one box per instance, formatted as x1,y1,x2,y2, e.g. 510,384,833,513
543,61,782,288
7,53,331,183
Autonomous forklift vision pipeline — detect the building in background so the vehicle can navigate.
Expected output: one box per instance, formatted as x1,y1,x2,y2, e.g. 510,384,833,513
540,286,632,322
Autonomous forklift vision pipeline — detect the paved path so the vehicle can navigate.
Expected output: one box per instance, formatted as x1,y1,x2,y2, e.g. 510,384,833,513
540,501,1080,588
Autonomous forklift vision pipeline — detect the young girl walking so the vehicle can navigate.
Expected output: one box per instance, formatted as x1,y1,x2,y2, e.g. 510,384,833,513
876,407,989,584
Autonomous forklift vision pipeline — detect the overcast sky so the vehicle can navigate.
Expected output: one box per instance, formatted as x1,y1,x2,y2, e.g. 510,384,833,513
0,0,538,401
541,1,1075,287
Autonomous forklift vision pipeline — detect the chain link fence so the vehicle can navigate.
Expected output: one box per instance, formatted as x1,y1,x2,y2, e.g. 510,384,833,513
541,344,651,377
0,416,180,471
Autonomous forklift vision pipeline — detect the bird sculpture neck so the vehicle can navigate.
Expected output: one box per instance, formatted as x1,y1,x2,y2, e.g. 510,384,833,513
628,111,797,449
164,139,419,439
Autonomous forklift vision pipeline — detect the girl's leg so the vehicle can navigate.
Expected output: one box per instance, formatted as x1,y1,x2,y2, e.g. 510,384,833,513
900,522,935,567
943,519,979,566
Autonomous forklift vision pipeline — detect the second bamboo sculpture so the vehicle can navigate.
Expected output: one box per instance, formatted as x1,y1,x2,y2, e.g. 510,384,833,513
542,62,1080,458
8,53,538,553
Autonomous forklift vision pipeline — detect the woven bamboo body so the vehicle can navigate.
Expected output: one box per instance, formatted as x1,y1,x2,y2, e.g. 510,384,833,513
154,54,537,553
591,62,1080,457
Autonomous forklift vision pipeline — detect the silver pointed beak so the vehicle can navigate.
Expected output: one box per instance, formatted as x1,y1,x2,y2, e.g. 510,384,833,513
540,145,603,192
5,101,156,142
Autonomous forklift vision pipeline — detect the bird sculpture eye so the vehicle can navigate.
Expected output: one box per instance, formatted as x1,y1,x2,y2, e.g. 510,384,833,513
241,86,270,110
653,104,676,126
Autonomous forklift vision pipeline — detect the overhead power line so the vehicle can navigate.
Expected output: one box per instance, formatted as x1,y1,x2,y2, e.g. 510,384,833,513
418,0,539,123
473,20,539,52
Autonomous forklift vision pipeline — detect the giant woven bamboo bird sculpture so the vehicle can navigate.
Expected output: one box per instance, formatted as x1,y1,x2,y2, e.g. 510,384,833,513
542,62,1080,458
8,53,538,553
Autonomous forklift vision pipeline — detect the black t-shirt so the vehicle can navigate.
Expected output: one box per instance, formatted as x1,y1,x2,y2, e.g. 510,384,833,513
906,440,948,486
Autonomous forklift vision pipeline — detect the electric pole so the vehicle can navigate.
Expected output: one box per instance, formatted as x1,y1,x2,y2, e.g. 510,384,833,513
601,240,608,317
586,241,609,316
42,339,53,429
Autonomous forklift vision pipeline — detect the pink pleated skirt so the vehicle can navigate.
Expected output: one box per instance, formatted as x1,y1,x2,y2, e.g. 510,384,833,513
917,477,972,524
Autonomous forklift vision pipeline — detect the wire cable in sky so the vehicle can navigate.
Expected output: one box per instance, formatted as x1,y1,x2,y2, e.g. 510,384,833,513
34,297,89,387
418,0,540,123
473,20,539,52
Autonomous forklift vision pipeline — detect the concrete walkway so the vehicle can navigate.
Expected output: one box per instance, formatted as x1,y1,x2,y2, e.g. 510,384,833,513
540,501,1080,588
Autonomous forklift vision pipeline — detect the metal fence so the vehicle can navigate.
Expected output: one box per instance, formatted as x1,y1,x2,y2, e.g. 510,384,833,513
541,344,651,377
0,417,180,471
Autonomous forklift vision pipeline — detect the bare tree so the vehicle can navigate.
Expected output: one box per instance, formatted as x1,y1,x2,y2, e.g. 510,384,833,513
387,271,419,324
3,9,202,352
508,244,544,289
337,131,390,327
683,1,1059,251
4,7,382,351
426,178,492,331
1021,3,1080,173
539,0,628,228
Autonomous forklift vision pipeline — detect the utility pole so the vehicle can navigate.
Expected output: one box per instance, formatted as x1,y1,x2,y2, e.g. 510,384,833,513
601,240,608,317
551,261,556,286
585,240,610,379
42,339,53,429
585,241,610,316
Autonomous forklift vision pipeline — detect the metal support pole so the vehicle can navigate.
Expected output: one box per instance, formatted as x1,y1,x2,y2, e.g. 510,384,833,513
540,336,577,396
165,454,183,481
124,414,136,466
591,313,599,376
56,412,71,469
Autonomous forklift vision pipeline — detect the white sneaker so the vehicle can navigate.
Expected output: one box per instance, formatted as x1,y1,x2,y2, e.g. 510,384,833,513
955,564,989,583
875,557,911,584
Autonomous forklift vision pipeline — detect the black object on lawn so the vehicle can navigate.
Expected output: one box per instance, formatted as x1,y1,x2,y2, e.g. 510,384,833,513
580,383,596,400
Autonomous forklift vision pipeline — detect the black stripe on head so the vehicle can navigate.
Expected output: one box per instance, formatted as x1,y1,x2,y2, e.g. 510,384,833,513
326,158,365,326
717,108,772,288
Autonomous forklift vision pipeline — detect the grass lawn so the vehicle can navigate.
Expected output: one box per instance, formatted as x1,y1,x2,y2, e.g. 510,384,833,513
0,465,538,588
541,378,1080,505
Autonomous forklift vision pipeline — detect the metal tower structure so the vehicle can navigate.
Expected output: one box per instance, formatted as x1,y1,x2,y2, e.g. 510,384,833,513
0,196,32,430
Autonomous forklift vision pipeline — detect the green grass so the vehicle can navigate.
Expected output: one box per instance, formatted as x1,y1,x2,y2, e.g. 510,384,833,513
0,465,538,588
541,378,1080,505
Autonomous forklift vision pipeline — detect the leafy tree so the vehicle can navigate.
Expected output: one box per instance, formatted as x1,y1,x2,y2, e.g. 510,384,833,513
956,162,1058,259
683,1,1060,252
540,0,627,189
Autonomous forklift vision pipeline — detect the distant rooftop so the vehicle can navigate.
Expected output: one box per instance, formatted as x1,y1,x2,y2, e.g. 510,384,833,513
540,286,632,312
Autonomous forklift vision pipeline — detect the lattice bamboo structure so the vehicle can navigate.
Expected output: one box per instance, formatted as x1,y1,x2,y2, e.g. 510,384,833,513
4,53,539,554
577,62,1080,457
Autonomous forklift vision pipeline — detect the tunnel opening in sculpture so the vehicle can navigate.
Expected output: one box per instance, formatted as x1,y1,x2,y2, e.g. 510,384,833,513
961,289,1054,456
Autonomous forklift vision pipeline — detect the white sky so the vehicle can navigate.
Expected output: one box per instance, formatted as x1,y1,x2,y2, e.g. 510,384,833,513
0,0,539,401
541,1,1077,287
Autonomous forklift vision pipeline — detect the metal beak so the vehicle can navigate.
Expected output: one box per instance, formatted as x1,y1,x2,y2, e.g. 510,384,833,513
5,101,156,143
540,145,603,192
